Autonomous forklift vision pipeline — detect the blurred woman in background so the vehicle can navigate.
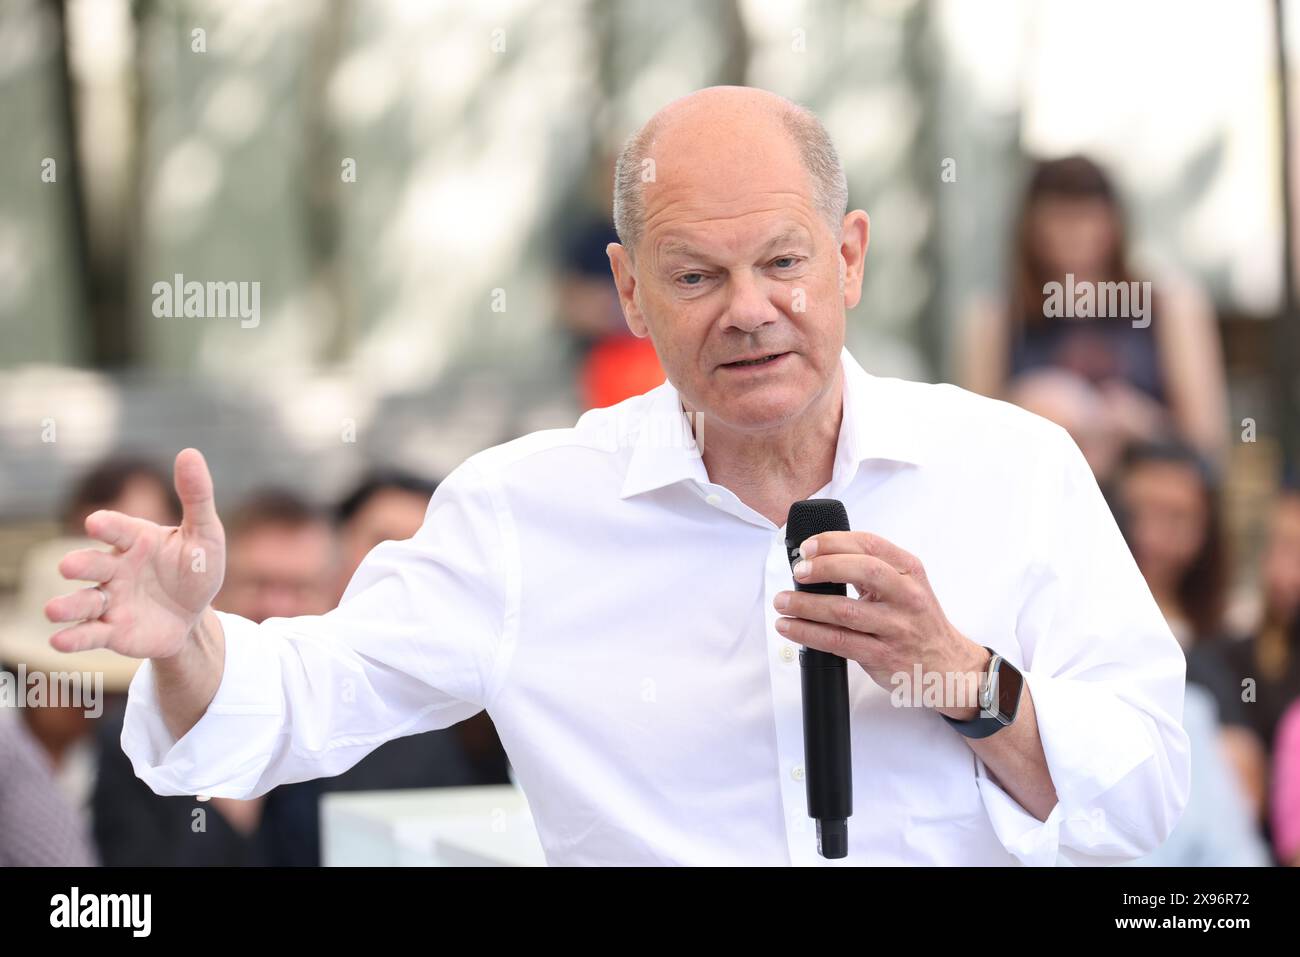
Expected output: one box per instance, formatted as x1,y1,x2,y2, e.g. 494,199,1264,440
1110,441,1268,823
1226,488,1300,753
961,155,1228,468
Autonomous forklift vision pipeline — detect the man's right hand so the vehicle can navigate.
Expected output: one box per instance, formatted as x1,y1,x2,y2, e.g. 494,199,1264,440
45,447,227,661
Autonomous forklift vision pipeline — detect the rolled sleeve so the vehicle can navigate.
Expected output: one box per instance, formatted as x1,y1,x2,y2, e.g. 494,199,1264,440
976,426,1191,865
119,456,514,800
121,610,283,797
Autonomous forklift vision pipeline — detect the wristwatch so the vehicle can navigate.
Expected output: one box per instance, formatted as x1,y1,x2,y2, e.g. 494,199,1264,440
941,646,1023,739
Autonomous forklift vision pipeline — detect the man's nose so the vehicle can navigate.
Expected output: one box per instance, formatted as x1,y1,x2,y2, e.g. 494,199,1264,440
720,271,782,334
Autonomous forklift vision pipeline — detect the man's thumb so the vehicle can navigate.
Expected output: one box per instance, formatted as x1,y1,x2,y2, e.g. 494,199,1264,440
174,448,219,532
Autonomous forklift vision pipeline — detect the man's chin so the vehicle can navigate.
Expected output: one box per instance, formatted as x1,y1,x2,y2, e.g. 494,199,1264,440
703,384,814,433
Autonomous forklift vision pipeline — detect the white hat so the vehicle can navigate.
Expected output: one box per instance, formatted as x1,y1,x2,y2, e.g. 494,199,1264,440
0,537,141,692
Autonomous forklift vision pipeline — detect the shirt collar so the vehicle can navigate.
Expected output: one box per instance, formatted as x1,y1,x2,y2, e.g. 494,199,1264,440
619,346,926,500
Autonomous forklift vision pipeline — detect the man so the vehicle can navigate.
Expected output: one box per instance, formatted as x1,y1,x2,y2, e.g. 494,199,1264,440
46,87,1189,865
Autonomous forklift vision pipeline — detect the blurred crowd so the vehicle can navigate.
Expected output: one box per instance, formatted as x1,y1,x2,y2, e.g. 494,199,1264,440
2,153,1298,868
0,457,510,866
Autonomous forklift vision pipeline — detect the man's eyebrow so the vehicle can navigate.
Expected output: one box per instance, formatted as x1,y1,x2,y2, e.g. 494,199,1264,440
760,227,813,252
655,228,813,262
656,238,705,260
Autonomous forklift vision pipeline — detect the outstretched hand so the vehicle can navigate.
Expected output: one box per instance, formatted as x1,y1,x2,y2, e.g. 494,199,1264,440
45,448,227,661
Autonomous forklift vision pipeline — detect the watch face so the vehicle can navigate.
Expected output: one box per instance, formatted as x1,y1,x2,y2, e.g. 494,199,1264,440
993,660,1023,722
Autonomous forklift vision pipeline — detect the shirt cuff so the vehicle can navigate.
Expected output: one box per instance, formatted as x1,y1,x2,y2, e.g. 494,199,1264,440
975,770,1065,866
120,610,284,798
973,669,1182,865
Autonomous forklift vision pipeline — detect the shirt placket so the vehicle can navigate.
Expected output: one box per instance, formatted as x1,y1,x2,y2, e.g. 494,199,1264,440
692,477,849,865
764,529,822,865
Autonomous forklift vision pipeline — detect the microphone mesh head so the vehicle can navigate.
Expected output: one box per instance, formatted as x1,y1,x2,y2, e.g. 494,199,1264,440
785,499,850,548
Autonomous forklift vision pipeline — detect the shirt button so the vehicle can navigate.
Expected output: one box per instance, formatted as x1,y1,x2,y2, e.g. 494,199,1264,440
791,765,805,782
780,645,796,662
705,493,721,506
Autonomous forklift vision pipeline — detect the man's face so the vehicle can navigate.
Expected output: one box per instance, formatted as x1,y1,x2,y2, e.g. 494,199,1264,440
337,488,430,599
607,116,868,434
218,521,338,623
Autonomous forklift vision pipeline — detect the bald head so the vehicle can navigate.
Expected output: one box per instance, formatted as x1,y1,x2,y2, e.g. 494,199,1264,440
612,87,848,254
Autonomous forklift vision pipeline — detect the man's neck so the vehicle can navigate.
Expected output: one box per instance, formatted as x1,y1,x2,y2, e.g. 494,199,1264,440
687,371,844,526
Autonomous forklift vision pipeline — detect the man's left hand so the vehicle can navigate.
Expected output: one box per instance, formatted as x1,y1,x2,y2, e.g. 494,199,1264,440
772,531,989,720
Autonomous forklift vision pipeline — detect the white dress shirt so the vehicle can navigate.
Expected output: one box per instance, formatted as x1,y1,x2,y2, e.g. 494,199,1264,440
121,347,1190,865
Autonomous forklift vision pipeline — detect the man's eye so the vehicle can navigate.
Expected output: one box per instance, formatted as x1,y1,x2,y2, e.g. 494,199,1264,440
772,257,798,269
678,273,705,286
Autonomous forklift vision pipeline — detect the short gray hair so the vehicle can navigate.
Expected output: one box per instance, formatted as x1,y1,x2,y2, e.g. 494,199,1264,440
612,99,848,254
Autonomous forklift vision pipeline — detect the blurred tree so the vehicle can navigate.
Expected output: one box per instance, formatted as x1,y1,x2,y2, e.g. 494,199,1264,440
304,0,353,365
48,0,118,364
47,0,143,367
1273,0,1299,472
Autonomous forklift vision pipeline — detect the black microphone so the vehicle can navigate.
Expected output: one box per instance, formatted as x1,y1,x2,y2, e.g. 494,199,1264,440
784,499,853,859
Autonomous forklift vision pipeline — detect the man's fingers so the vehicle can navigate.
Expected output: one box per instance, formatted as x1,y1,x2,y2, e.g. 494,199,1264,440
58,547,118,584
800,530,921,575
792,553,905,601
44,586,110,624
49,621,115,654
775,591,894,635
776,615,884,661
174,447,220,534
84,509,146,551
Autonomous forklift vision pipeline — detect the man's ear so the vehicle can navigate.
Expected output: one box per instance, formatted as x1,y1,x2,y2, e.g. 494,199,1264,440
607,242,649,337
838,211,870,311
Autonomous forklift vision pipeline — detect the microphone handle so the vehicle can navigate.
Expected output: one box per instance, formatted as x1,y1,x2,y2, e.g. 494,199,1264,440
795,579,852,859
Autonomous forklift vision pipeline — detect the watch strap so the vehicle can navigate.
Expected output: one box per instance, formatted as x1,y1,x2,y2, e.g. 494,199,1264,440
941,646,1018,739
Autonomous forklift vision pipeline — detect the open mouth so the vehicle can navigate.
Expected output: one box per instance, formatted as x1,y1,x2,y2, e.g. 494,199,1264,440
722,352,789,369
